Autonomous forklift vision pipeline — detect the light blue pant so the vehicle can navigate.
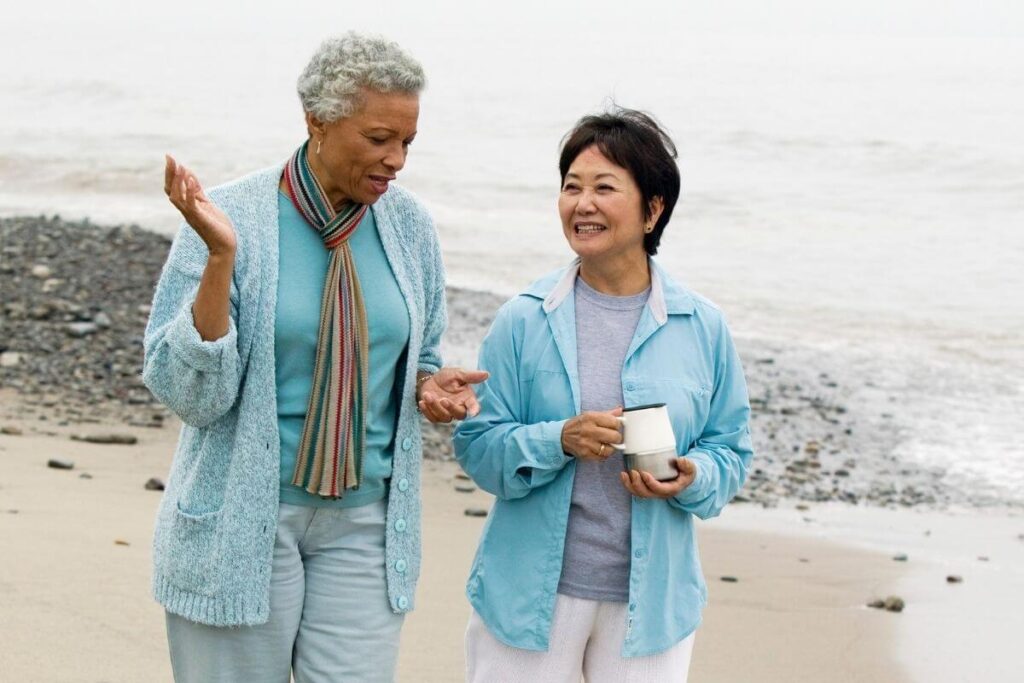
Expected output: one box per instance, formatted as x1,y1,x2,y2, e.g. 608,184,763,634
166,500,403,682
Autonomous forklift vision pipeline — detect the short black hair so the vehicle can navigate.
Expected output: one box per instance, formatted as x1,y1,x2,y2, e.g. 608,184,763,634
559,107,680,255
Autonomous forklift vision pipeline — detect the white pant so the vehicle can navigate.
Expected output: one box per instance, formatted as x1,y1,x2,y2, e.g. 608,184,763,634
465,594,695,683
166,500,403,683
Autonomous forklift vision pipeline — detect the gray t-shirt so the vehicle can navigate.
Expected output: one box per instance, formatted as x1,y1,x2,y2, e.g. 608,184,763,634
557,276,649,602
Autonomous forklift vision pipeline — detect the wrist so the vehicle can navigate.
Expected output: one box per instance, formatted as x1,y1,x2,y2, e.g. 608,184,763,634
415,372,433,401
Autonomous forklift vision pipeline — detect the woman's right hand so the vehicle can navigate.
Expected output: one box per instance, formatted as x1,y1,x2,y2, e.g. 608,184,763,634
560,407,624,461
164,155,236,256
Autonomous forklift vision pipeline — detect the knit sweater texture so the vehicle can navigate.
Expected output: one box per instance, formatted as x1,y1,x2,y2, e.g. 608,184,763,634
143,162,446,626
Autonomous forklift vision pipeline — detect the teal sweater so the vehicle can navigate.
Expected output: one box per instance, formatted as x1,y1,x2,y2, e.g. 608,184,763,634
275,191,409,508
143,163,446,626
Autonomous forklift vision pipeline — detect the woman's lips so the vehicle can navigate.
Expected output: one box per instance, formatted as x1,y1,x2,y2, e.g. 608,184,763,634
369,175,394,194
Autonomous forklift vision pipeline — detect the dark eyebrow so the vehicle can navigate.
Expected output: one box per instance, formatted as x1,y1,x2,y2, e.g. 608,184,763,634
564,172,620,182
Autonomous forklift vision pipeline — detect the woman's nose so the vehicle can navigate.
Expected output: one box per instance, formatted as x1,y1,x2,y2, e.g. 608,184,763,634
383,143,407,172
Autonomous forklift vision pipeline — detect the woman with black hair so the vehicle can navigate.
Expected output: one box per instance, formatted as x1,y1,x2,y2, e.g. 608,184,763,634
454,108,754,681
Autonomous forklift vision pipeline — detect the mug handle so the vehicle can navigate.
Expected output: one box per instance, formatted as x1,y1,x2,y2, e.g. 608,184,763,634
610,416,626,451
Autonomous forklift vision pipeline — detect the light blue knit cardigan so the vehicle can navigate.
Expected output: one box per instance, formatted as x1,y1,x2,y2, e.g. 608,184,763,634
143,162,446,626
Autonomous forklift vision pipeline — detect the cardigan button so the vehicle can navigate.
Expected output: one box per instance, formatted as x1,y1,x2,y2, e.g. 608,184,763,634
402,437,413,451
397,596,409,610
395,559,408,573
394,518,407,532
397,478,410,492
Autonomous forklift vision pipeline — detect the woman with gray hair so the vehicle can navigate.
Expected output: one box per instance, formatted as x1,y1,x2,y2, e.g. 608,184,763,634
145,32,485,681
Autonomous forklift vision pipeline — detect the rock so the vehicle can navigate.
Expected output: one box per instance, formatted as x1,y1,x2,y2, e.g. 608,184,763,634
79,473,93,479
454,483,477,493
144,477,165,491
66,322,99,337
804,441,821,455
71,433,138,445
1,425,24,436
795,503,810,511
892,553,908,562
946,575,963,584
879,596,904,612
0,352,22,368
7,509,18,514
454,471,471,481
720,576,739,583
464,507,488,517
114,539,130,546
47,458,74,470
30,264,52,278
867,596,905,612
41,277,63,293
93,311,112,328
977,556,989,562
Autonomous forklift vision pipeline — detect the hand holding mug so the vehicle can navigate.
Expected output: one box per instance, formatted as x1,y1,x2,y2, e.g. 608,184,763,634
560,407,624,461
620,457,697,499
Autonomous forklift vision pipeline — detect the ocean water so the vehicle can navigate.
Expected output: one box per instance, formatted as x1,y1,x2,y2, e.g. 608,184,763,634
2,2,1022,503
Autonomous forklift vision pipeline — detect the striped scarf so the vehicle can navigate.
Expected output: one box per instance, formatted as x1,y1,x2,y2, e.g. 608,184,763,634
284,140,370,498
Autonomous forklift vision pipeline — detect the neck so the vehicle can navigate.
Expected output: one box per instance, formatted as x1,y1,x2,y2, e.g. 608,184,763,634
577,251,651,296
304,142,350,208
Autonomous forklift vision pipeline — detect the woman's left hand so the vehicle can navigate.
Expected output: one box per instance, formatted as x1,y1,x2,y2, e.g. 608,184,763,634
619,458,698,499
418,367,489,423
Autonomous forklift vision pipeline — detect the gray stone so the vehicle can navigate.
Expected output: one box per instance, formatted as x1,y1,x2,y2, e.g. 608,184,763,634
0,352,22,368
66,322,99,337
720,576,739,583
47,458,74,470
144,477,165,491
71,433,138,445
1,425,23,436
464,507,488,518
946,575,963,584
893,553,908,562
454,483,477,493
30,264,52,278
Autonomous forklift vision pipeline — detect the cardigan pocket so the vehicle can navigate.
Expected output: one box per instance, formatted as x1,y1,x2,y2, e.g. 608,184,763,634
165,502,225,597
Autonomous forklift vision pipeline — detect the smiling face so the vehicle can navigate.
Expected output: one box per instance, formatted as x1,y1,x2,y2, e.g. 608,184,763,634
306,88,420,206
558,145,661,266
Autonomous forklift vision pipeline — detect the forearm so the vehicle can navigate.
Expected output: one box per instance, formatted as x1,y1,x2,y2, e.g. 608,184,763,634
192,251,235,341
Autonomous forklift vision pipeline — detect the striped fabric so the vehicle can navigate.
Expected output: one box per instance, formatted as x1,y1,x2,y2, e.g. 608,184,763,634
283,141,370,498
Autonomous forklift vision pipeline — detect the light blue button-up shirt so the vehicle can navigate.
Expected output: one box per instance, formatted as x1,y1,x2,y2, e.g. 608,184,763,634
453,259,753,657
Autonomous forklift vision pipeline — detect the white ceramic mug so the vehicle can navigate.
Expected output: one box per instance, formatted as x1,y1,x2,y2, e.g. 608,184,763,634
612,403,679,482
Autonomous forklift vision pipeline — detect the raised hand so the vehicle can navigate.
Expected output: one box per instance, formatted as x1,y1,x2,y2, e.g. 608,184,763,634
560,407,624,461
418,368,490,423
164,155,236,256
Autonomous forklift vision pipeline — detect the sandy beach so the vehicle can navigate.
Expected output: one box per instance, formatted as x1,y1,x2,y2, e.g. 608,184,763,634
2,411,1021,682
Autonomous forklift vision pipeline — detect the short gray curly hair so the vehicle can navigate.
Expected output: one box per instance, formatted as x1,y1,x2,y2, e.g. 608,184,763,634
297,32,426,122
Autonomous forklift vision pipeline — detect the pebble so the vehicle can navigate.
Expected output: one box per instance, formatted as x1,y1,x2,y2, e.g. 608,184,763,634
892,553,908,562
79,473,93,479
0,352,21,368
65,322,99,337
464,507,488,518
144,477,165,491
30,264,52,278
1,425,23,435
454,471,471,481
454,483,477,493
867,596,905,612
47,458,74,470
977,556,989,562
114,539,130,546
720,576,739,583
71,433,138,445
946,575,963,584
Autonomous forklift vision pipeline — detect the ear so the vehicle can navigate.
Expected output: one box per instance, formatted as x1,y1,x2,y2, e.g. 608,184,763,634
305,111,326,139
647,196,665,229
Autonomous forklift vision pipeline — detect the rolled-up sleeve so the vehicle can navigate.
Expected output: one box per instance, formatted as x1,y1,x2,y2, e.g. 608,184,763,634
142,226,242,428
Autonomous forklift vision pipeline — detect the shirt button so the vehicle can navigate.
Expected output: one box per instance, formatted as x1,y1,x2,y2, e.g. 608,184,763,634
625,382,637,391
634,549,643,559
394,518,407,532
402,437,413,450
395,559,408,573
397,478,410,492
397,596,409,610
629,602,637,612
